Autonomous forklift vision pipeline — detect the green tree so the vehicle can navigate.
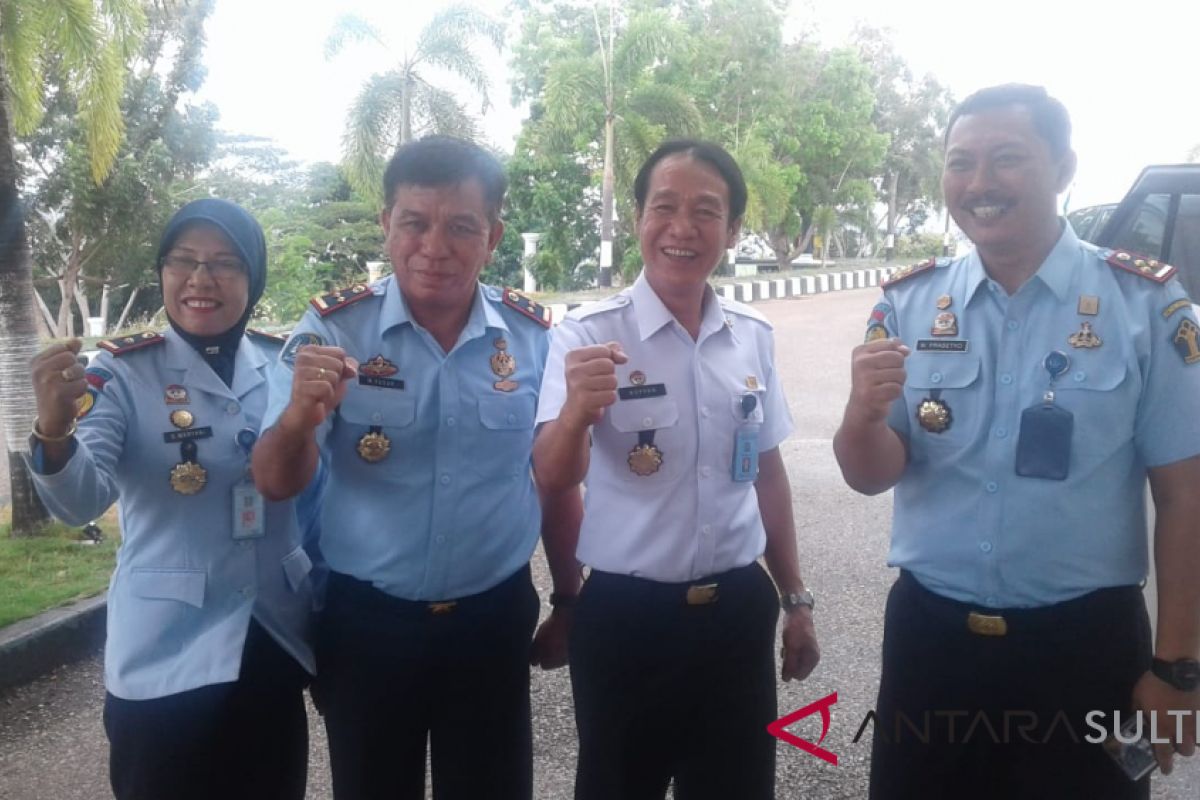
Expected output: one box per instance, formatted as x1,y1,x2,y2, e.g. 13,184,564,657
0,0,145,535
512,0,702,285
327,4,503,203
852,24,953,258
24,0,218,339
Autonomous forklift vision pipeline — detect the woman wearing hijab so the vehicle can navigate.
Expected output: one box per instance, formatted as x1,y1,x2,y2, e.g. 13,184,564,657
26,199,317,800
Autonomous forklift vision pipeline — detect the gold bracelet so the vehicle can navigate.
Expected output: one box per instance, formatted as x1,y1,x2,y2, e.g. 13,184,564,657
32,419,77,443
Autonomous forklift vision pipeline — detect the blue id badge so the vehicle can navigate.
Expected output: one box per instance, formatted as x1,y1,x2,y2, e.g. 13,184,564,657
732,427,760,482
232,478,265,539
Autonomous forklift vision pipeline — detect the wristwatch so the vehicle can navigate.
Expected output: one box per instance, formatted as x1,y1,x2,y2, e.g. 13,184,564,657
780,589,815,614
1151,657,1200,691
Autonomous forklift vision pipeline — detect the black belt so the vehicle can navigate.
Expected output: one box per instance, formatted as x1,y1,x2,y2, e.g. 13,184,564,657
897,570,1142,638
586,562,763,607
327,565,530,616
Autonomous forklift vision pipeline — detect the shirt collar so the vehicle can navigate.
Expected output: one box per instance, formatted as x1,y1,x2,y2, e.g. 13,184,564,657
630,271,725,342
961,220,1079,304
377,279,508,341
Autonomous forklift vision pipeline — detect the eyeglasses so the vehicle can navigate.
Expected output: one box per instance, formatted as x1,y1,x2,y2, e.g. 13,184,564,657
162,254,247,280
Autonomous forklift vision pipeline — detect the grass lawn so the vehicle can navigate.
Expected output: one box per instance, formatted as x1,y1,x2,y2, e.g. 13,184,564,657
0,506,119,628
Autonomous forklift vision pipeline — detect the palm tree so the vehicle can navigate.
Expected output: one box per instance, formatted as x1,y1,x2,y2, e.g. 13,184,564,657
537,5,700,285
326,4,503,203
0,0,143,536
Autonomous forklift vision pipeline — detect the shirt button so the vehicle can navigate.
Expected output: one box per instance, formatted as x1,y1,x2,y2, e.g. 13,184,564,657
507,413,516,424
702,525,712,535
371,412,383,423
239,586,253,597
446,416,456,427
1000,374,1013,385
439,474,451,485
1007,320,1019,331
1073,371,1086,383
985,481,998,493
226,402,240,415
642,416,653,427
701,407,710,418
995,427,1007,438
700,466,711,478
980,541,993,553
930,372,943,384
436,535,445,544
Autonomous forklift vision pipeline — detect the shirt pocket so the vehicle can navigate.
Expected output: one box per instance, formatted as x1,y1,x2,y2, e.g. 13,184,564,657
339,394,417,431
1044,357,1132,456
903,352,982,447
469,395,537,478
129,567,206,608
728,387,767,427
607,396,681,481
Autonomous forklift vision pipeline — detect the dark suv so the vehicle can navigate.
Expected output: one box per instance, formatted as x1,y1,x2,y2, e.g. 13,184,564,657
1068,164,1200,301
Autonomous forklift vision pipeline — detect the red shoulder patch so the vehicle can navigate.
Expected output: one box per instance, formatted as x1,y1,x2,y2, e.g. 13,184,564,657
1105,250,1176,283
97,331,164,356
881,258,938,288
310,284,373,317
502,288,552,328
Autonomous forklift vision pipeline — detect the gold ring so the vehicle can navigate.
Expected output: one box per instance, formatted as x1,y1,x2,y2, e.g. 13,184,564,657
317,367,327,380
60,368,73,382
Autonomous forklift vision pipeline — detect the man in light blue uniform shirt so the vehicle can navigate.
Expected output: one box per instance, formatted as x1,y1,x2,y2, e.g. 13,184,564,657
835,85,1200,798
253,136,580,800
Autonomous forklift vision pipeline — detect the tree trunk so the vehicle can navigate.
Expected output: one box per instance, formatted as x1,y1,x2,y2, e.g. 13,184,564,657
114,285,140,333
32,288,55,338
75,280,92,332
598,111,615,288
0,55,50,534
99,283,111,334
399,75,413,145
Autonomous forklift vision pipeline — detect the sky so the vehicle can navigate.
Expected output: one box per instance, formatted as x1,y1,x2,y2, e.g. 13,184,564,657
195,0,1200,212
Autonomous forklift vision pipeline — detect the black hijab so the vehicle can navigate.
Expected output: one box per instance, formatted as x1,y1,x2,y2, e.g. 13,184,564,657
156,199,267,386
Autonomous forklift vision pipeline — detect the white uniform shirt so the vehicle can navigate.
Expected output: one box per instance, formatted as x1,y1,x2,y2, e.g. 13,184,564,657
536,273,793,582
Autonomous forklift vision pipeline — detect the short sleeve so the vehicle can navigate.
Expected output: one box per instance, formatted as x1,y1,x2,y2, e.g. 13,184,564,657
534,318,594,425
757,329,794,452
262,311,336,450
1135,287,1200,466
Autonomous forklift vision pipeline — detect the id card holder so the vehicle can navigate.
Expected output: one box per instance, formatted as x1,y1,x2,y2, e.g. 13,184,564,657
1015,403,1073,481
732,426,760,482
232,477,265,539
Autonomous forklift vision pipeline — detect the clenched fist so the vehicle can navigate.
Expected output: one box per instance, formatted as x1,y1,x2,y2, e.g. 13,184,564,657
846,338,910,427
560,342,628,430
30,339,89,437
279,345,359,434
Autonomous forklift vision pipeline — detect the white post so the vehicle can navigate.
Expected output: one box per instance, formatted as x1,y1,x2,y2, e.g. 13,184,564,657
522,233,542,294
366,261,385,282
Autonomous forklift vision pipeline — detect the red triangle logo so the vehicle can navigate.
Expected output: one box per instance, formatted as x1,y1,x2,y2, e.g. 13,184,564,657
766,691,838,765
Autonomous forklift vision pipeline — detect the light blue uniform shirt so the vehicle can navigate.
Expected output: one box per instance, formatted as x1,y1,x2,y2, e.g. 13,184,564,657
263,279,547,601
875,225,1200,607
26,330,317,700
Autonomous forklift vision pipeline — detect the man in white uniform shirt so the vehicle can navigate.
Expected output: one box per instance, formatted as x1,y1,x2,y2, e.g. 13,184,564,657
534,139,821,800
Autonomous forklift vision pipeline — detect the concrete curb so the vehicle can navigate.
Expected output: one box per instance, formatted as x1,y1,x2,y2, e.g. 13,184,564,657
545,265,897,324
0,594,106,694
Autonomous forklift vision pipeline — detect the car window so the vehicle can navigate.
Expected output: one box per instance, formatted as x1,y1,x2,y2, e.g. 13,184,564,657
1168,194,1200,301
1067,204,1115,243
1110,193,1171,258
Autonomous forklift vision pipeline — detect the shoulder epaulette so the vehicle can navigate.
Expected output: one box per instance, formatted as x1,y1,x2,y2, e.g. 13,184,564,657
571,293,630,320
97,331,164,356
1105,250,1176,283
502,287,552,328
246,328,287,345
881,258,939,288
718,295,771,327
310,284,374,317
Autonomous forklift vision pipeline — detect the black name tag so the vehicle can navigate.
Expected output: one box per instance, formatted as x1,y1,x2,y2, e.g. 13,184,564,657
916,339,969,353
618,383,667,401
358,376,405,390
1015,404,1072,480
163,427,214,443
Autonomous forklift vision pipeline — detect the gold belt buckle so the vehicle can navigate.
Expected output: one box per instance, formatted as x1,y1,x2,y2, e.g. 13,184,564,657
428,601,458,615
967,611,1007,636
686,583,719,606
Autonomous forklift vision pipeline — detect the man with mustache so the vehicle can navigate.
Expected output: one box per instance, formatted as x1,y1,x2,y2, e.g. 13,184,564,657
835,84,1200,798
253,135,580,799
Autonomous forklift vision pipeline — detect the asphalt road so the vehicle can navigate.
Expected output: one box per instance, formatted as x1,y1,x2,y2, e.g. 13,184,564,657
2,287,1197,798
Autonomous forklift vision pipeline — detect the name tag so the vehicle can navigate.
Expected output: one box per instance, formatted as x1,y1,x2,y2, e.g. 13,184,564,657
916,339,969,353
358,376,405,390
232,478,265,539
732,427,759,482
618,384,667,400
162,427,214,443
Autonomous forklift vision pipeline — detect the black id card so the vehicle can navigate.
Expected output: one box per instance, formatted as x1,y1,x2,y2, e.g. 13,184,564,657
1015,403,1073,481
